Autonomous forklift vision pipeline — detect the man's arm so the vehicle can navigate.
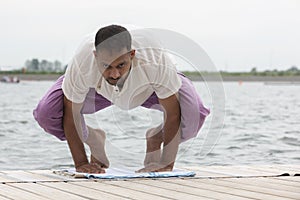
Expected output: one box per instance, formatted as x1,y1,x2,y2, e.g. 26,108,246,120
158,93,181,170
137,93,181,173
63,96,104,173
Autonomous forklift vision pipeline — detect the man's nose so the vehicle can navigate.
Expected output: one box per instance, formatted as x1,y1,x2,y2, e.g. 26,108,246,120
109,68,121,79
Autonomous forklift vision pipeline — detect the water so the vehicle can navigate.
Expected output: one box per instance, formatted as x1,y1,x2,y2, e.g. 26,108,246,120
0,80,299,170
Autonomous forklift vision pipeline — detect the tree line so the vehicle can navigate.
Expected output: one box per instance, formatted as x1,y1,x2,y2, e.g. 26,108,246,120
25,58,65,73
221,66,300,76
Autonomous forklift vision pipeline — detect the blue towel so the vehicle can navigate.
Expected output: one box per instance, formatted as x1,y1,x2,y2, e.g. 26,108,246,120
62,168,196,179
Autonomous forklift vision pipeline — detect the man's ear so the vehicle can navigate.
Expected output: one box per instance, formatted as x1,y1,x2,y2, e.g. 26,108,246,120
130,49,136,59
93,50,98,58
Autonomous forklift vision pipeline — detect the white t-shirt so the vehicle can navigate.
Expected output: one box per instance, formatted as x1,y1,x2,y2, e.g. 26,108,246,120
62,26,182,110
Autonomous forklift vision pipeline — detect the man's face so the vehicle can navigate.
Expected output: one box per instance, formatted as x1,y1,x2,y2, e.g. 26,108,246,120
94,48,135,86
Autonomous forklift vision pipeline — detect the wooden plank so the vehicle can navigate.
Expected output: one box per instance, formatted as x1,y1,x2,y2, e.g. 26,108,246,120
72,181,173,200
234,165,290,176
0,171,23,182
267,177,300,187
0,170,81,183
271,165,300,175
28,170,74,181
0,174,20,183
0,184,49,200
185,178,294,200
222,177,300,193
269,176,300,186
0,166,299,200
245,165,296,176
17,171,65,182
182,166,237,178
188,177,300,199
271,176,300,184
188,165,265,177
40,182,125,200
185,166,239,177
181,168,224,177
127,179,251,200
0,194,10,200
199,165,280,177
52,169,87,179
9,182,88,200
272,165,300,171
0,170,46,182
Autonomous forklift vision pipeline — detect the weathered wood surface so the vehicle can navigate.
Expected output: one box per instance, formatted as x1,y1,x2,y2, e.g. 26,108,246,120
0,165,299,200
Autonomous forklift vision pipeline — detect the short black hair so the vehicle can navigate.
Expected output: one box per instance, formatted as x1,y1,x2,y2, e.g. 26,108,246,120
95,25,131,52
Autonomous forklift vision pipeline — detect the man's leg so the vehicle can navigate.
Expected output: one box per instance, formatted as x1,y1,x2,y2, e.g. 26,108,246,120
177,73,210,142
140,73,210,166
33,76,66,140
33,76,112,167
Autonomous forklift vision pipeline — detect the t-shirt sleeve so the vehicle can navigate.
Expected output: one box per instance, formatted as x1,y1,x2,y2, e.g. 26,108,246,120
62,57,89,104
152,50,182,99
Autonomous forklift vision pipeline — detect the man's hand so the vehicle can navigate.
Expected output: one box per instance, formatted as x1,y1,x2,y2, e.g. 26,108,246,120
136,163,173,173
76,163,105,174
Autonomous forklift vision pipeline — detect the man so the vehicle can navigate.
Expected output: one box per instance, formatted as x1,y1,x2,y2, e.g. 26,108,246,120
33,24,209,173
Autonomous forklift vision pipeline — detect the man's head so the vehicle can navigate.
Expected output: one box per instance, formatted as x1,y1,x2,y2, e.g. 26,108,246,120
94,25,135,86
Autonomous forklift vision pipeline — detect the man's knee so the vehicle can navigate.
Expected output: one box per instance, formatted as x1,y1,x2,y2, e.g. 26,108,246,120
33,101,50,128
179,94,209,142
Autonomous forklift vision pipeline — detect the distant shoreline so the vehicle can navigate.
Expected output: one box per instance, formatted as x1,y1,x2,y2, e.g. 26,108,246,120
187,74,300,82
1,73,300,82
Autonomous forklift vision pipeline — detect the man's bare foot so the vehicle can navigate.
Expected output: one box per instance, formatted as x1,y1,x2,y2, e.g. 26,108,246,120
136,162,173,173
144,126,163,166
76,163,105,174
91,154,109,168
85,127,110,168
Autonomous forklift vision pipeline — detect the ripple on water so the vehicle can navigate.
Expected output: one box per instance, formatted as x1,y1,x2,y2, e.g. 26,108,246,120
227,146,241,150
0,120,10,124
0,120,28,124
206,152,219,157
284,130,300,134
280,136,300,146
293,157,300,160
234,136,254,142
268,149,285,154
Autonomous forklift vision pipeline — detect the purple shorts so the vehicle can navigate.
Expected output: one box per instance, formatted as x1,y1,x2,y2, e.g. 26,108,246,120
33,73,209,142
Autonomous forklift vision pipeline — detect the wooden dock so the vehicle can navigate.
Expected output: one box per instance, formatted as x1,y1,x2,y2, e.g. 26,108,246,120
0,165,299,200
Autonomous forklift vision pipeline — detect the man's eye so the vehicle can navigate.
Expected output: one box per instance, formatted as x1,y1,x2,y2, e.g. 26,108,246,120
118,63,125,68
103,64,109,68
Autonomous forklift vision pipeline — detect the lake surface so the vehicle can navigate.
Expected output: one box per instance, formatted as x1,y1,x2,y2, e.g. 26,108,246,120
0,80,299,170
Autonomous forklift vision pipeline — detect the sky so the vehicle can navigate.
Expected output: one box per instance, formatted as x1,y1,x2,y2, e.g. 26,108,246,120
0,0,299,72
